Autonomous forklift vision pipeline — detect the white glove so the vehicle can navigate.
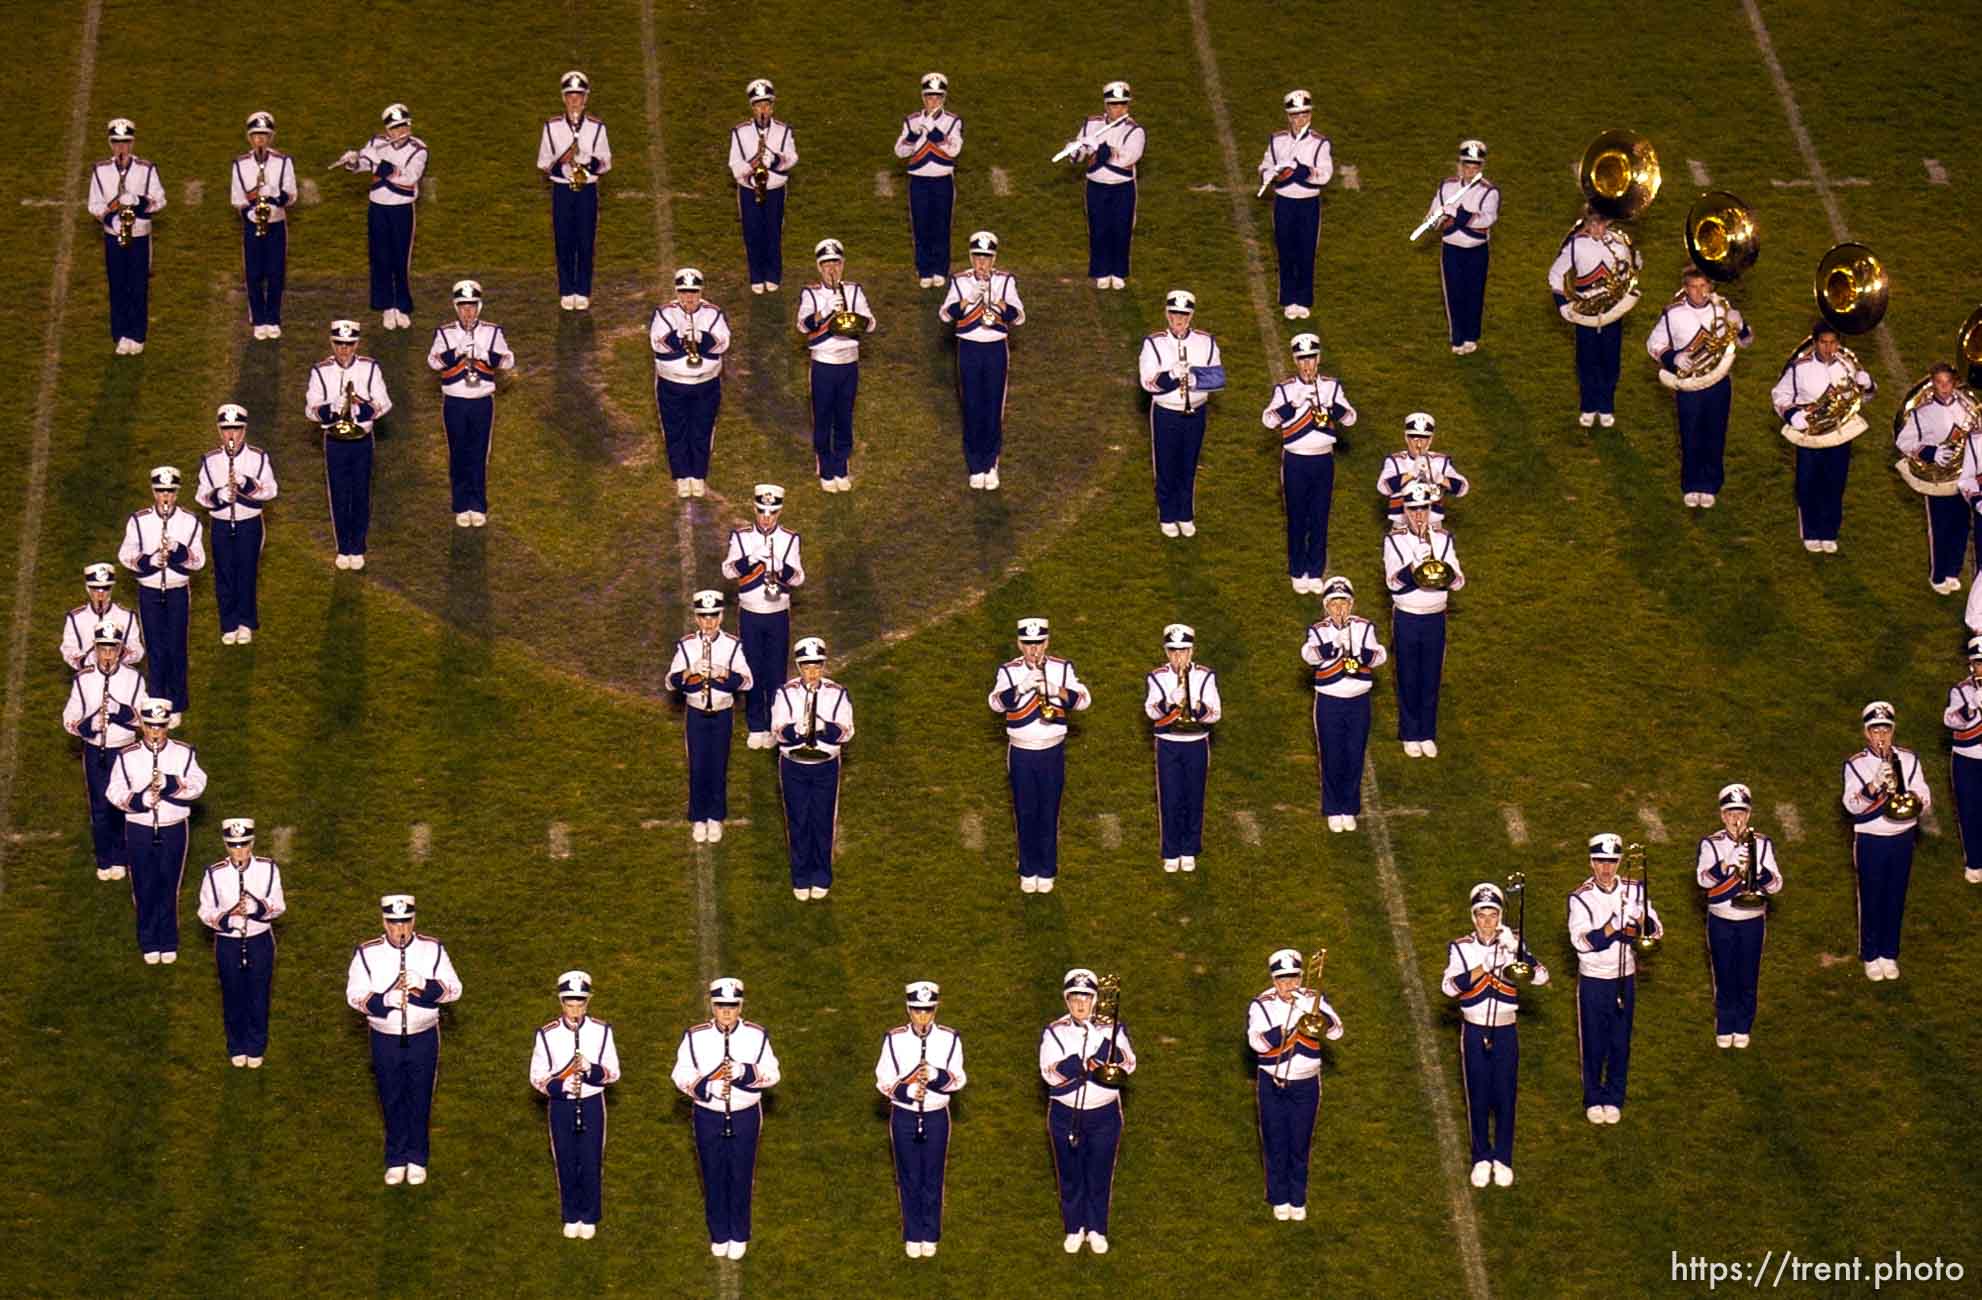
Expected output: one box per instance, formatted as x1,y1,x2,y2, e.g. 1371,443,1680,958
1530,966,1551,987
1789,409,1809,431
1325,1024,1344,1041
1854,369,1873,388
336,149,359,169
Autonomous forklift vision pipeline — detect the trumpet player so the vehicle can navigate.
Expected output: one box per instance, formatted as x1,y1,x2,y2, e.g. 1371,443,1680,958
1377,411,1470,533
989,617,1091,893
1842,701,1930,981
193,404,278,646
1547,206,1640,428
1696,783,1782,1047
1424,139,1498,354
650,267,732,498
796,239,876,491
118,466,205,727
538,71,612,311
941,230,1026,489
874,980,966,1258
1248,949,1342,1221
345,894,464,1187
59,562,143,671
728,79,797,294
1898,364,1976,592
723,485,805,749
894,72,962,288
1262,334,1355,591
1139,290,1224,537
1944,638,1982,885
62,623,149,881
1143,624,1221,872
195,817,285,1067
1566,834,1663,1123
529,970,621,1239
86,117,165,354
1647,265,1753,508
1382,481,1464,758
1041,968,1137,1254
428,279,515,528
771,637,854,901
306,320,392,569
666,591,753,844
670,976,781,1260
230,112,293,340
1772,320,1875,553
104,700,207,964
1303,576,1386,832
1060,82,1143,290
1441,881,1548,1189
1256,90,1332,320
334,103,426,330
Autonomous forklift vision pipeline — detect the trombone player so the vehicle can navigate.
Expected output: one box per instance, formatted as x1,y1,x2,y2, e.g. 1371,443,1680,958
1646,265,1752,508
306,320,393,570
1247,949,1342,1221
1695,783,1782,1047
1896,364,1978,592
1772,320,1876,553
1382,481,1465,758
229,111,294,340
1842,702,1930,981
1441,881,1547,1188
770,637,854,901
1547,205,1641,428
1142,623,1221,873
1942,637,1982,886
1566,834,1662,1123
1040,968,1137,1254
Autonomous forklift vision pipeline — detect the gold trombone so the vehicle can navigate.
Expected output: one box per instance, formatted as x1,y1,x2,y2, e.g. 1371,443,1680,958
1091,974,1129,1087
1620,843,1659,954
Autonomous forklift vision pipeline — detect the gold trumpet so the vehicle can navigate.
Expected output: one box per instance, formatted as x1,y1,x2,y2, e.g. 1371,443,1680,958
1878,754,1922,822
829,284,863,337
1091,974,1129,1087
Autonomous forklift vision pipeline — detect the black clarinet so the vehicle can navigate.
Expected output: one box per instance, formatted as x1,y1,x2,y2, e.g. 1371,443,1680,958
236,858,251,970
569,1025,587,1136
398,942,410,1051
913,1028,930,1143
720,1025,735,1138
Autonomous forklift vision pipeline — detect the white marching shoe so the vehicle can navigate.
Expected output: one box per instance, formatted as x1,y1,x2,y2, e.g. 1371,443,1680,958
159,951,177,964
1020,875,1040,893
468,512,487,527
1179,856,1196,872
1578,412,1597,428
676,479,694,498
905,1241,923,1258
1683,492,1701,507
1109,276,1125,290
96,867,114,881
1865,960,1885,981
1177,520,1197,538
1163,858,1180,873
1586,1105,1605,1124
1492,1162,1513,1187
348,555,365,570
385,1166,407,1186
1731,1034,1751,1049
1803,539,1825,553
969,473,986,489
1283,304,1300,320
222,630,238,645
231,1055,249,1068
1160,522,1180,538
1035,877,1054,893
794,888,809,901
246,1056,263,1068
1716,1034,1734,1048
711,1242,728,1257
1598,414,1616,429
1966,867,1982,884
1420,740,1439,757
706,820,724,843
1934,577,1963,595
1470,1161,1491,1188
106,865,125,880
692,821,709,844
406,1164,427,1185
1096,277,1111,289
564,1222,581,1238
1273,1203,1293,1220
335,554,353,569
1697,493,1715,507
236,628,252,644
983,467,1000,490
143,951,161,965
809,886,829,899
577,1223,595,1239
455,512,474,528
725,1240,747,1260
1880,959,1898,980
1341,816,1357,831
1064,1232,1084,1253
573,296,591,311
560,295,577,311
1087,1234,1109,1254
920,1242,936,1257
1288,1205,1307,1221
1602,1105,1621,1123
1403,741,1424,758
1820,540,1838,553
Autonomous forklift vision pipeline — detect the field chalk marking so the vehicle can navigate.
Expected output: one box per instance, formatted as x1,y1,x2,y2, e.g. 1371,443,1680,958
1925,159,1949,186
270,825,294,860
1921,805,1942,838
182,179,203,207
409,822,431,863
874,170,894,198
1233,810,1262,846
1636,805,1670,843
1772,802,1804,842
297,177,321,206
1500,805,1529,847
1688,159,1712,186
1097,812,1121,850
549,820,573,859
960,811,984,852
989,166,1012,197
1338,164,1359,191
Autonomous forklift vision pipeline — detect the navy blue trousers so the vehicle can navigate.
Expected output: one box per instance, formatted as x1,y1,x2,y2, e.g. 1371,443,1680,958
1576,973,1634,1109
124,819,187,955
81,744,128,869
367,203,414,313
104,233,150,342
1009,744,1066,880
214,930,275,1056
442,394,493,514
809,360,857,479
957,339,1007,474
1150,405,1205,524
137,585,190,712
1313,692,1371,816
1281,450,1333,579
889,1106,949,1242
1441,242,1489,346
1853,830,1913,961
657,377,722,481
907,175,954,279
685,706,734,822
241,218,286,325
369,1026,440,1168
1923,491,1975,584
1084,180,1135,280
210,516,263,633
737,185,786,286
1794,443,1851,542
1048,1100,1121,1234
779,755,839,890
692,1103,761,1244
1459,1021,1516,1166
550,184,599,297
548,1093,606,1224
1706,915,1765,1035
738,607,788,736
1273,195,1320,308
325,436,374,556
1391,609,1446,743
1955,752,1982,871
1572,321,1623,414
1154,739,1208,858
1675,377,1731,495
1256,1073,1319,1207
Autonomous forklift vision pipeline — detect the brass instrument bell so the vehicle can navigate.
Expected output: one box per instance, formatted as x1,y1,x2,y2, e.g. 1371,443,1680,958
1291,947,1330,1039
1959,303,1982,388
1091,973,1129,1087
1884,759,1923,822
1411,556,1453,591
1579,129,1661,222
1684,191,1759,282
1501,872,1534,980
1622,843,1659,954
1814,242,1888,336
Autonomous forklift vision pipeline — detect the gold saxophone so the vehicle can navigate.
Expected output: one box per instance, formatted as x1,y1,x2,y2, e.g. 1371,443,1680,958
750,128,770,205
252,162,273,238
115,172,135,248
564,124,589,191
331,380,361,440
682,303,703,368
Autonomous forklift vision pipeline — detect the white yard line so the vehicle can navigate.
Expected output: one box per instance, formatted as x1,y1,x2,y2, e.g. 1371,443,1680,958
182,179,203,207
18,197,66,207
1097,812,1121,850
989,166,1012,198
1925,159,1949,186
1636,805,1670,843
1688,159,1712,187
1772,802,1804,842
1233,810,1262,846
960,811,984,852
1338,164,1359,191
874,170,895,199
409,822,431,863
549,820,573,859
1500,805,1529,847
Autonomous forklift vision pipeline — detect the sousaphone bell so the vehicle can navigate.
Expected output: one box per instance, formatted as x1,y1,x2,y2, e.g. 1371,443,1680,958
1579,129,1661,222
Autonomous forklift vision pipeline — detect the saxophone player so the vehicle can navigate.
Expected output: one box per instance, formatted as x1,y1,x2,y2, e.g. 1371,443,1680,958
103,700,207,963
727,79,798,294
230,111,294,339
1772,320,1875,553
670,977,781,1260
537,70,612,311
875,981,965,1258
1302,576,1386,831
1696,783,1782,1048
666,591,753,844
649,268,732,498
1546,206,1640,428
893,72,962,288
61,623,149,881
796,239,876,491
1646,265,1753,508
86,117,166,354
1382,481,1464,758
770,637,854,901
117,467,205,727
193,404,278,646
1262,334,1356,592
1247,949,1342,1221
306,320,393,569
989,617,1091,893
1142,624,1221,873
1944,638,1982,886
1842,701,1930,981
1897,364,1976,592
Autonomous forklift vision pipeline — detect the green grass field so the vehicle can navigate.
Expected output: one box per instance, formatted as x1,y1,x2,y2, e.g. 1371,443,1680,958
4,1,1982,1296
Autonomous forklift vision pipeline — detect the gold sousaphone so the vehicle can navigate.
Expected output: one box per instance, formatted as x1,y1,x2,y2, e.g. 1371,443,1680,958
1561,130,1660,324
1661,191,1761,392
1778,243,1888,448
1893,304,1982,492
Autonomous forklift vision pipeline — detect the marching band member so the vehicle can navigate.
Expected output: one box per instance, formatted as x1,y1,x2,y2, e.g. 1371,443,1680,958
1382,481,1465,758
195,817,286,1067
1138,290,1225,537
118,467,205,726
59,562,143,671
1263,334,1355,591
538,71,612,311
62,624,148,881
940,231,1025,489
650,268,732,497
728,80,797,293
86,117,165,354
1566,833,1662,1123
1041,968,1137,1254
1059,82,1143,290
193,404,278,645
670,976,781,1260
1424,139,1498,353
307,320,392,570
795,239,876,491
104,700,207,963
1695,782,1782,1047
335,104,427,330
1842,701,1930,981
1897,364,1977,591
875,980,966,1258
229,112,294,340
1247,949,1342,1220
1302,577,1386,832
1772,320,1875,553
1646,266,1753,508
894,73,962,288
666,591,753,844
990,617,1091,893
345,894,463,1186
1547,206,1641,428
1441,881,1547,1188
1376,411,1469,533
772,637,853,901
529,970,621,1239
722,485,805,749
1255,90,1332,320
1946,638,1982,885
1143,624,1221,872
427,279,515,528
